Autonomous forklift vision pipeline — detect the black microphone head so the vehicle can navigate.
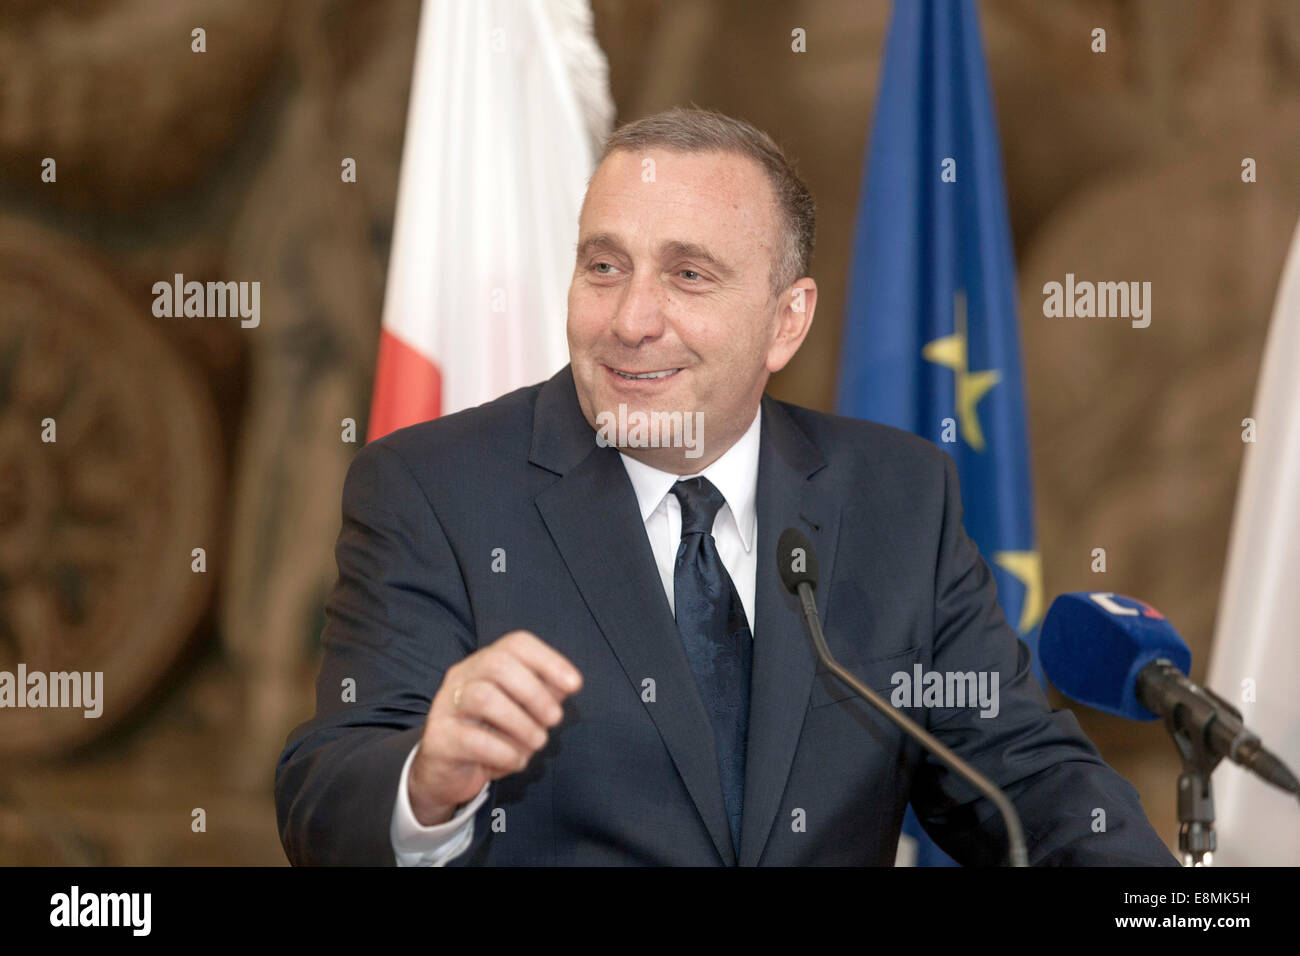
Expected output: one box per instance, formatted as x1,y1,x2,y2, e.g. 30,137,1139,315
777,527,819,593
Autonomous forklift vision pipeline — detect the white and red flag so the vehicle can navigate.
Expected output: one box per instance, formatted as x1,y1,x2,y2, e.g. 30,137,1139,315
368,0,613,440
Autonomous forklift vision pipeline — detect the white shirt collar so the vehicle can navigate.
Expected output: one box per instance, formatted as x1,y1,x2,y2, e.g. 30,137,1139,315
617,404,761,552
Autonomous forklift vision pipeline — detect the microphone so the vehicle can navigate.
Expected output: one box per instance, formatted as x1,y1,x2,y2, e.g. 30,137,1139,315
776,528,1029,867
1040,592,1299,797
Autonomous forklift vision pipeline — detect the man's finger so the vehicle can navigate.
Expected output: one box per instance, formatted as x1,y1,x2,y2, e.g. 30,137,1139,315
499,630,583,697
469,653,568,728
452,679,549,752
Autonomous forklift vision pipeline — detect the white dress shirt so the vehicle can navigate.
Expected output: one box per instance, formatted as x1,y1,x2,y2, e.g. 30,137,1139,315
390,405,763,865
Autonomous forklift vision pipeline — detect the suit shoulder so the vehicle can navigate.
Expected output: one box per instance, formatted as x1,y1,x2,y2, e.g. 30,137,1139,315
366,379,542,467
773,400,952,474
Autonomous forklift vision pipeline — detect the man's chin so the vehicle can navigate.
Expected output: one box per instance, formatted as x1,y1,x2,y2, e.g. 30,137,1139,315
588,394,708,467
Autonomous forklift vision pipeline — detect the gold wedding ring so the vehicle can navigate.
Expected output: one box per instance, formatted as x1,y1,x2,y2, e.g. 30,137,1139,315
453,683,465,710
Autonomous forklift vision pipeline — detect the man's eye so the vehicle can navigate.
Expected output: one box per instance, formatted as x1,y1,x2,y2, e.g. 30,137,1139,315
591,261,615,274
679,269,701,281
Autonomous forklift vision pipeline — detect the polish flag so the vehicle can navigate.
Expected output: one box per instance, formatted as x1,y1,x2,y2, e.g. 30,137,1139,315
368,0,613,441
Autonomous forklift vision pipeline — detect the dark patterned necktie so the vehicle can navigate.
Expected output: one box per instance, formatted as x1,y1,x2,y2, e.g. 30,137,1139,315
670,476,753,857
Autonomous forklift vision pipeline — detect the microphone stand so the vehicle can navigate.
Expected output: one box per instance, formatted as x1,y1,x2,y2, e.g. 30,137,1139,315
1154,666,1242,866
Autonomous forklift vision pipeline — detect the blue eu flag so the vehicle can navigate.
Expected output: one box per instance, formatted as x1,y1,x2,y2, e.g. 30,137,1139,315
836,0,1044,866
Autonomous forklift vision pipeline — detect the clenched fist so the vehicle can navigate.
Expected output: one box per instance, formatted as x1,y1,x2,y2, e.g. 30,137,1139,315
408,630,583,826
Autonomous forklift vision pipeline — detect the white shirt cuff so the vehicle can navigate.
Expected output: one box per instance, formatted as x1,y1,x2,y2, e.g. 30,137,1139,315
390,742,489,866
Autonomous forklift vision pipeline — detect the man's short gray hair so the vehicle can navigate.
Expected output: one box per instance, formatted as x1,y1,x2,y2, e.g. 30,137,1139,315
597,107,816,296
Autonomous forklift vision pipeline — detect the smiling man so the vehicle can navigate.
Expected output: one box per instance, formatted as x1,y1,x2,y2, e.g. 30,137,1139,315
275,107,1177,866
567,139,816,474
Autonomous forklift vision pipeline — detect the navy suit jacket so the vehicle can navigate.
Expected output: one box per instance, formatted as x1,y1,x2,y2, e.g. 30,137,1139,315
275,365,1177,866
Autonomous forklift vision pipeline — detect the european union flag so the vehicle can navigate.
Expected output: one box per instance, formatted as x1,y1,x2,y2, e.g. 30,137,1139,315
836,0,1044,866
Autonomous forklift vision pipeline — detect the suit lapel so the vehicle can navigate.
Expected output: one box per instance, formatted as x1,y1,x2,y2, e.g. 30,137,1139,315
530,367,737,865
739,395,839,866
528,368,837,866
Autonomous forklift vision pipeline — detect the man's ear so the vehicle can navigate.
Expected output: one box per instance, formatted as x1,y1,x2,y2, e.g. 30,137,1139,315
766,277,817,374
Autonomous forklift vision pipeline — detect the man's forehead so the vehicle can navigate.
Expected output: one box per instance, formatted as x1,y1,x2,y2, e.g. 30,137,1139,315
581,148,778,252
587,148,774,207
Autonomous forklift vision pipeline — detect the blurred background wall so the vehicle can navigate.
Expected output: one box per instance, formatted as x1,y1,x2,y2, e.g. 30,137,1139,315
2,0,1297,864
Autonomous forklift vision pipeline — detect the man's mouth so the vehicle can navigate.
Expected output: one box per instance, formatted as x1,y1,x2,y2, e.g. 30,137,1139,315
608,367,681,381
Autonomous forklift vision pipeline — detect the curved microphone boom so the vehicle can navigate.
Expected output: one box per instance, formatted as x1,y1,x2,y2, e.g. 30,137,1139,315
776,528,1029,867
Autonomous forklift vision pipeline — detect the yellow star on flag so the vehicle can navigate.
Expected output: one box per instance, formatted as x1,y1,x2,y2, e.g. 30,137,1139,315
992,550,1043,635
922,291,1001,451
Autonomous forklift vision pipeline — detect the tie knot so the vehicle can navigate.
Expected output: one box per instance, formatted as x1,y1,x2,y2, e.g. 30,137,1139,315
671,476,726,536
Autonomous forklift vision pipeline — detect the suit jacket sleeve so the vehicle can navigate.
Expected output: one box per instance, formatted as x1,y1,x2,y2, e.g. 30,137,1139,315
908,451,1179,866
274,439,496,865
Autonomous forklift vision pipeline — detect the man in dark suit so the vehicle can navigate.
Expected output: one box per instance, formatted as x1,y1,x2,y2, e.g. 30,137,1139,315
275,107,1177,866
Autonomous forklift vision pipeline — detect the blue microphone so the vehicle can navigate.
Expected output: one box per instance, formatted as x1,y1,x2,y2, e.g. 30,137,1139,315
1040,591,1190,720
1041,592,1297,796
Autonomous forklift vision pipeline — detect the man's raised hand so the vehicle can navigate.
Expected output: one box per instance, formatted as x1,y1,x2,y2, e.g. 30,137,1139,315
407,630,583,826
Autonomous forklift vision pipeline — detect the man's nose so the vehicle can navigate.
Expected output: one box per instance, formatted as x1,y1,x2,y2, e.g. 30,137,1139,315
610,271,667,347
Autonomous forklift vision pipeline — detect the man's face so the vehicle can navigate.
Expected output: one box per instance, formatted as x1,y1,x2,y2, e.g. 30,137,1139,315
567,148,816,472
